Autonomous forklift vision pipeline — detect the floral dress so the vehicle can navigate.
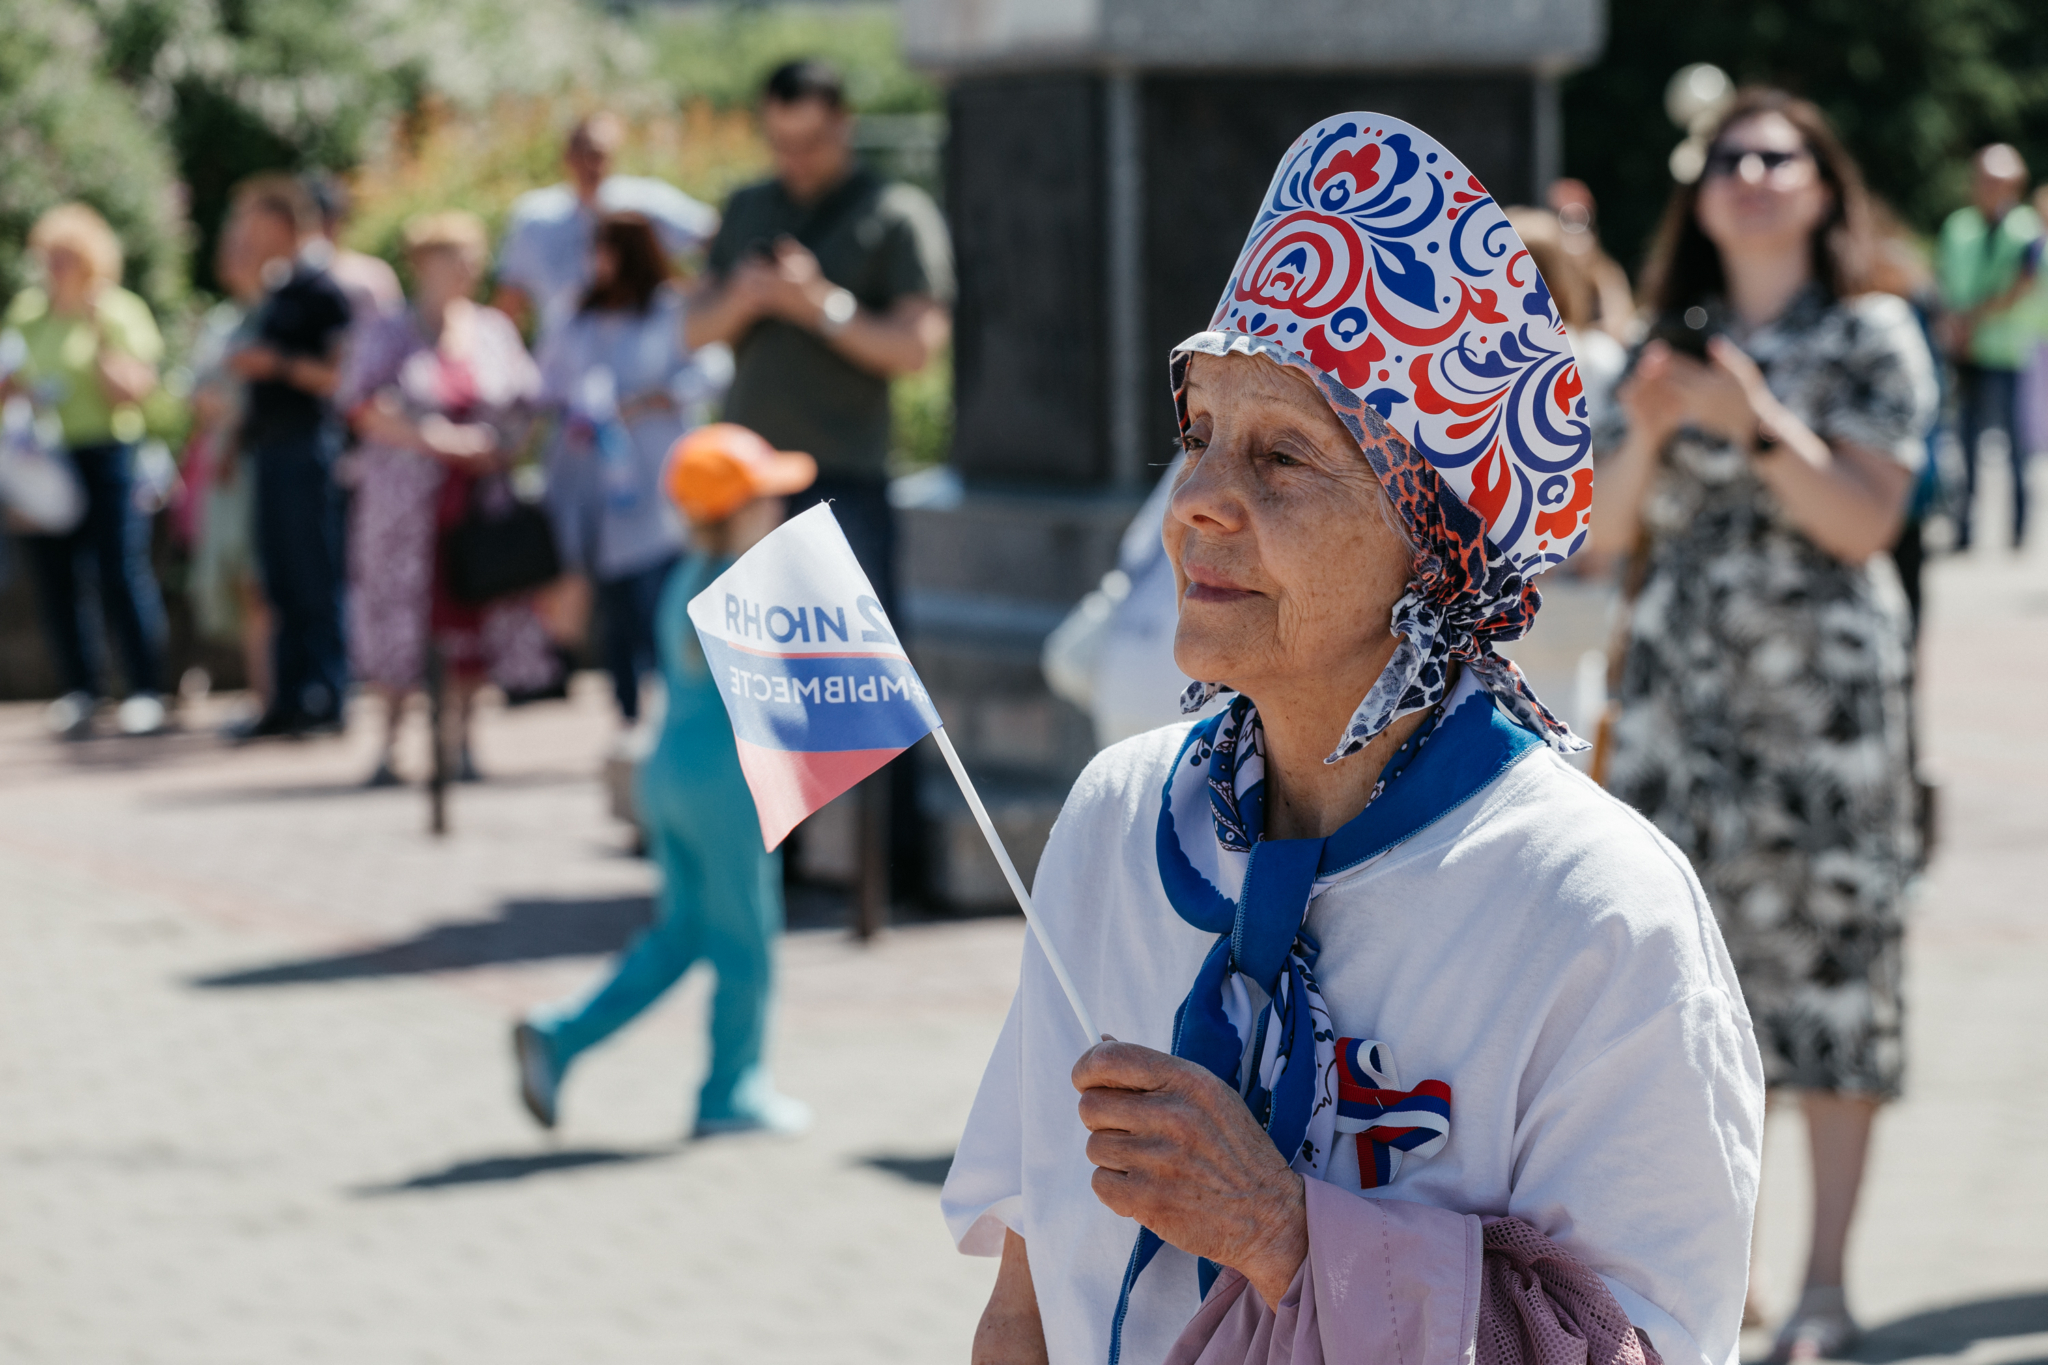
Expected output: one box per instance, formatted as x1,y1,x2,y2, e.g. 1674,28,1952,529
341,306,557,694
1605,287,1937,1097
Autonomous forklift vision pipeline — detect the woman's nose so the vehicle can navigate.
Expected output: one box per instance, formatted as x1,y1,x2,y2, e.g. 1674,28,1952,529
1168,451,1244,532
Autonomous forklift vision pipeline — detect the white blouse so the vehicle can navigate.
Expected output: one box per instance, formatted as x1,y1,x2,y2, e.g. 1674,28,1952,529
942,708,1764,1365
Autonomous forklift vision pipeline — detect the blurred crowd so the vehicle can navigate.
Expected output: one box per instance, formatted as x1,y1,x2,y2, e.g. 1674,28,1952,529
0,56,953,1147
1,60,2039,1361
1,61,951,789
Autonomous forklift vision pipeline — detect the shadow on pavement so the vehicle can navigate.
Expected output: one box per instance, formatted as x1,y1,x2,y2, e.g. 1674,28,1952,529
152,767,593,806
354,1147,674,1194
860,1151,955,1187
189,894,655,987
1838,1291,2048,1363
188,882,986,988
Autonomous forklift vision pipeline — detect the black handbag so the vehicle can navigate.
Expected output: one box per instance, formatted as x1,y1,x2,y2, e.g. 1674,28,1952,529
443,476,562,605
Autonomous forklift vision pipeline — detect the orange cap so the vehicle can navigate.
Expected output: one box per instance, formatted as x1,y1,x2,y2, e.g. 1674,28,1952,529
664,423,818,523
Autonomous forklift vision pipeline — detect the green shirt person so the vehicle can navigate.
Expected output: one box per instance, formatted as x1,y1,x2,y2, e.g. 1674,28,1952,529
0,203,170,736
2,228,163,449
1936,205,2041,368
1935,144,2042,548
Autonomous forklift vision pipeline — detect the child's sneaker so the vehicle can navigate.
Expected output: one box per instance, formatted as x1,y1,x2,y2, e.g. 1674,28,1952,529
693,1091,812,1139
512,1022,562,1129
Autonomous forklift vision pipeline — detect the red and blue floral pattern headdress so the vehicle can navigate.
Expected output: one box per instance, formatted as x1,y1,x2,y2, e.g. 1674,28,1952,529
1171,112,1592,758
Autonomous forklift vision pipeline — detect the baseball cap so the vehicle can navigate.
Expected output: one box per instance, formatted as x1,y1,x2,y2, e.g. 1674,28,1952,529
664,423,817,523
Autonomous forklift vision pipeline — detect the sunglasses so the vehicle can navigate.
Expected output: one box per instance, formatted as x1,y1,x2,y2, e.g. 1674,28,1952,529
1701,146,1812,182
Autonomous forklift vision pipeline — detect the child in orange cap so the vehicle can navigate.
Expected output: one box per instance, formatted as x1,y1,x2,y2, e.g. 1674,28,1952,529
516,424,817,1136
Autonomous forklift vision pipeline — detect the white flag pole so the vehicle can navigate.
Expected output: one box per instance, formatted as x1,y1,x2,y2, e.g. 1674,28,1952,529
931,726,1099,1042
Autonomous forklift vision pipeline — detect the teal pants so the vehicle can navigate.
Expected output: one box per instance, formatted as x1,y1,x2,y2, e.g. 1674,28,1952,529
527,728,784,1122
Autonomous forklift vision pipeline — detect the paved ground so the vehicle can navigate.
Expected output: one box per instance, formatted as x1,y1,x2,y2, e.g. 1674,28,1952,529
2,494,2045,1363
0,677,1016,1364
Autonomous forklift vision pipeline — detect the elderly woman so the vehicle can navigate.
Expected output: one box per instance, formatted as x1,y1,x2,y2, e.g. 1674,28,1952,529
1592,91,1936,1361
3,203,169,737
343,211,557,785
944,115,1764,1365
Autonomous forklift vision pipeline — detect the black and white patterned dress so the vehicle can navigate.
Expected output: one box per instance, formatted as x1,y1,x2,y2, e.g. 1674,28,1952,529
1606,287,1937,1097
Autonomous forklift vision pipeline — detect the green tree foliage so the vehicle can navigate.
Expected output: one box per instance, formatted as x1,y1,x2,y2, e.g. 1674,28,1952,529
635,3,940,114
0,0,185,313
891,344,953,471
34,0,936,293
1564,0,2048,276
85,0,648,291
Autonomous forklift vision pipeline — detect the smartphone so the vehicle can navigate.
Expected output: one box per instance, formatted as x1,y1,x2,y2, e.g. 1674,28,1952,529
1649,304,1728,361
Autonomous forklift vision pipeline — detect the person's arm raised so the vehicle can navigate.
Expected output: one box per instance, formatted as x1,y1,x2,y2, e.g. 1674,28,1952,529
742,239,950,378
1703,337,1912,562
817,293,949,379
683,265,768,351
350,391,499,467
973,1230,1050,1365
285,348,342,399
228,341,341,398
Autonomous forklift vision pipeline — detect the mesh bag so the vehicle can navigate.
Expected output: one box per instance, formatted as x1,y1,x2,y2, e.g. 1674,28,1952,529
1478,1217,1664,1365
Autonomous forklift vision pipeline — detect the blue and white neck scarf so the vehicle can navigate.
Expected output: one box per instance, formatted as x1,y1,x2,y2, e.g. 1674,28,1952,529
1106,671,1544,1365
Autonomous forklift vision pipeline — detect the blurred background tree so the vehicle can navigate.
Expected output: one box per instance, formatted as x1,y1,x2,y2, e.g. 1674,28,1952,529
2,0,950,462
1566,0,2048,278
0,0,186,314
34,0,936,295
89,0,653,292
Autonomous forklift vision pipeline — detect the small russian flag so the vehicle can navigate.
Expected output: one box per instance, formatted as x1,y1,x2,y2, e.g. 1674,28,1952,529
686,503,941,850
688,501,1098,1039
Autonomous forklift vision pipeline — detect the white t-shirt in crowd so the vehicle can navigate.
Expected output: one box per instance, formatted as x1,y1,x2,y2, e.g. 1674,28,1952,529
942,681,1764,1365
497,176,719,342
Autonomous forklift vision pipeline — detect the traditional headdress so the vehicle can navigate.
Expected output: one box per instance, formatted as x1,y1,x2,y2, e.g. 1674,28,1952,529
1110,116,1594,1365
1171,112,1593,758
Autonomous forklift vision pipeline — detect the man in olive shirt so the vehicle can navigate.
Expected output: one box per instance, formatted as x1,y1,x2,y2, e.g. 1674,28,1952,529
688,58,953,911
687,59,953,612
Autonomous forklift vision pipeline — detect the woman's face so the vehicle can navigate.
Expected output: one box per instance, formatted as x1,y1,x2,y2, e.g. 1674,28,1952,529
215,220,263,305
41,245,94,309
1166,352,1414,708
1695,112,1833,260
410,246,479,311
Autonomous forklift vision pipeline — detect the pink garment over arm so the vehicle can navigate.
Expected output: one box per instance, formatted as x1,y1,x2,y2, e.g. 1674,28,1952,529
1163,1178,1664,1365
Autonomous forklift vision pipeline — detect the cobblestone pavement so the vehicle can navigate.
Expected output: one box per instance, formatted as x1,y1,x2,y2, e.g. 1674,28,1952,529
2,529,2045,1364
0,676,1015,1364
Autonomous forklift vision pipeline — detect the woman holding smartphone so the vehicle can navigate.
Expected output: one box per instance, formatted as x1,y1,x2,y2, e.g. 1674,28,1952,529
1590,89,1936,1362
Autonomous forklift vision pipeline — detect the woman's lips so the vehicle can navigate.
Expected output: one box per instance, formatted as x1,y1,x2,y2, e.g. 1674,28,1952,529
1183,566,1259,604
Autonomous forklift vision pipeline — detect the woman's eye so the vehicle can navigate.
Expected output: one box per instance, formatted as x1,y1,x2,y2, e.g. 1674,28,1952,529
1180,435,1206,453
1268,449,1302,467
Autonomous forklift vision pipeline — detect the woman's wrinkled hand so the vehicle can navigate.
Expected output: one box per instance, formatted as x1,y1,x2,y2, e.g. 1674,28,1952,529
1072,1039,1307,1309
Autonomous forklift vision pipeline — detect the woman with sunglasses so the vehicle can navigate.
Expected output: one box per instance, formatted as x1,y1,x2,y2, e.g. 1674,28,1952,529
1590,90,1936,1362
